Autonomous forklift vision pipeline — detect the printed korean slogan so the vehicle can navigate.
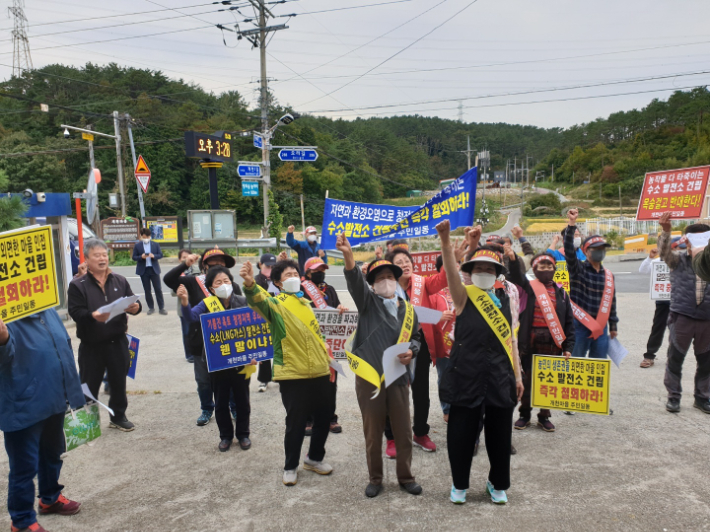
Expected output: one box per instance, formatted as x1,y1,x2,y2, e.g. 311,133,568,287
321,167,477,249
531,354,611,415
411,251,441,277
0,225,59,323
650,261,671,300
314,309,359,360
553,261,570,293
636,165,710,220
127,334,140,379
201,307,273,372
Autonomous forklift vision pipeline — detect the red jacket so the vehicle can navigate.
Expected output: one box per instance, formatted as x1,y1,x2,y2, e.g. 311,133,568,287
404,268,449,363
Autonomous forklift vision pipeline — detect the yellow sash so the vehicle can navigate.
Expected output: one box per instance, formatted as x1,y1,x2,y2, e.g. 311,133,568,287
203,295,256,379
346,300,415,393
465,285,514,369
275,292,329,353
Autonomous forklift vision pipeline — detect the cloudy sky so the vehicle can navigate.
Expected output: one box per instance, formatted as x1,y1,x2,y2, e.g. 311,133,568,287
2,0,709,129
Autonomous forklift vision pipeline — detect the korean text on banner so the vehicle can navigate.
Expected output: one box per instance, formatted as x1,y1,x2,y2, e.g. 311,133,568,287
553,260,570,293
411,251,441,277
321,167,477,249
314,309,359,360
636,165,710,220
531,354,611,415
0,225,59,323
127,334,140,379
200,307,274,373
650,261,671,300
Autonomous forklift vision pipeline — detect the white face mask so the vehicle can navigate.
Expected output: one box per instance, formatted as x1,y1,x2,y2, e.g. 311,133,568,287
471,272,496,290
142,238,151,244
373,279,397,298
281,277,302,294
307,234,317,243
213,283,233,299
573,237,582,249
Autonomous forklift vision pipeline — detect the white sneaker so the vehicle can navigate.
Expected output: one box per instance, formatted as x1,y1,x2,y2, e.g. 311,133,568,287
258,382,267,393
283,469,298,486
486,480,508,504
303,457,333,475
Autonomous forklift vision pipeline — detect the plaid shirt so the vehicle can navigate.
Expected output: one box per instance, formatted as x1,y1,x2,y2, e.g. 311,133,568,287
563,225,618,331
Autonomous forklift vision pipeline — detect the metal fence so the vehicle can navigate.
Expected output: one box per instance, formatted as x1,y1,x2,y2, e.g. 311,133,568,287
579,217,698,237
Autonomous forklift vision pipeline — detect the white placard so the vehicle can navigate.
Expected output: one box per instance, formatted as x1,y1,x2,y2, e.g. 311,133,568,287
313,309,359,360
650,261,671,300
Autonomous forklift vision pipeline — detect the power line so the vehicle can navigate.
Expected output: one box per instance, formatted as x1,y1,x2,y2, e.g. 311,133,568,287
0,137,183,158
272,0,416,18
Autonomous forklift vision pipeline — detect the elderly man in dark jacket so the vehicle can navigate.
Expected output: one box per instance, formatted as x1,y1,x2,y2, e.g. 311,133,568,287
658,212,710,415
0,308,86,532
68,239,141,432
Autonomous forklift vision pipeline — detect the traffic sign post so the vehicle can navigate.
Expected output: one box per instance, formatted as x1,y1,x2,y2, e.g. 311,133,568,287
238,163,262,178
278,148,318,162
134,155,151,194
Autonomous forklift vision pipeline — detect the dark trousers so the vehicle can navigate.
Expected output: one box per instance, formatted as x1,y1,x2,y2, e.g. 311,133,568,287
192,350,215,413
211,369,250,440
279,376,333,471
664,314,710,401
519,329,558,419
140,266,164,310
79,336,129,421
385,340,431,440
257,359,272,384
644,301,670,359
447,403,514,491
4,413,66,529
307,373,338,425
179,315,192,360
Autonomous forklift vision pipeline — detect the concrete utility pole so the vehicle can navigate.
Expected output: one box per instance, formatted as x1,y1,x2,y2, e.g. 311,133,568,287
112,111,126,216
258,0,270,231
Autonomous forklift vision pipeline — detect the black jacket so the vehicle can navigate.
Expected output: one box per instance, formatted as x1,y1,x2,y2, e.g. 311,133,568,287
508,255,575,356
68,270,142,344
163,262,243,354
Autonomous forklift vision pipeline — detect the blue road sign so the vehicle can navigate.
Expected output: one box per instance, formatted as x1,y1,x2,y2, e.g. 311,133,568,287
238,164,262,178
278,149,318,162
253,134,263,149
242,181,260,197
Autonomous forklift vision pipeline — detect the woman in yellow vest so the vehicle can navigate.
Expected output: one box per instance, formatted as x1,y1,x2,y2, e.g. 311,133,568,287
178,266,254,453
240,259,333,488
436,221,523,505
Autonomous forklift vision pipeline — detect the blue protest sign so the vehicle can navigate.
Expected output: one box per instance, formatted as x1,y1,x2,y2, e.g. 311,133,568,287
127,334,140,379
242,181,260,197
320,167,477,249
253,134,263,149
200,307,274,373
278,149,318,162
238,164,261,178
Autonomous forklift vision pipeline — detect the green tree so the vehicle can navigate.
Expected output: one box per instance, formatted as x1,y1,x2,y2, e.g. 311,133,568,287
267,189,284,252
0,196,27,232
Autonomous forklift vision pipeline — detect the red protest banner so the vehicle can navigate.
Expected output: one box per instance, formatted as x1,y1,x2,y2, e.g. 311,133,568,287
411,251,441,277
636,165,710,220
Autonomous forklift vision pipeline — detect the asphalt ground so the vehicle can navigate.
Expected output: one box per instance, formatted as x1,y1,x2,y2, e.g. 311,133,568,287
1,260,708,531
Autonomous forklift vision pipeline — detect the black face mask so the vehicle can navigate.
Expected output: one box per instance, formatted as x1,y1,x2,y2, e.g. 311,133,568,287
534,270,555,284
590,249,606,263
310,271,326,285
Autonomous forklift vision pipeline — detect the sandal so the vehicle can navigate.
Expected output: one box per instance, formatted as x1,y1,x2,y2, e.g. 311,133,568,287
640,358,654,368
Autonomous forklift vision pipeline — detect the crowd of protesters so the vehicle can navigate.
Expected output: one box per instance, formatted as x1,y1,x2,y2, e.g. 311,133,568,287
6,209,710,531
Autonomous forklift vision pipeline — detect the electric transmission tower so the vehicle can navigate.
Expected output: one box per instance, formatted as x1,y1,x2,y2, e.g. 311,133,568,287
8,0,33,77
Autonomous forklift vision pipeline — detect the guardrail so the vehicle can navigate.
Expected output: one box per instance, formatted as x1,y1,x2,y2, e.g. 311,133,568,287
157,238,344,260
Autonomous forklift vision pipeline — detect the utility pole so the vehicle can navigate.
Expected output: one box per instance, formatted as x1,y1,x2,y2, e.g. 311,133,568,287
618,185,623,217
112,111,126,216
461,135,475,171
8,0,32,78
125,113,146,221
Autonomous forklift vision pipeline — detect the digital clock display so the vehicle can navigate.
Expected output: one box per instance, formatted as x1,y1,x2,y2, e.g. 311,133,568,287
184,131,233,162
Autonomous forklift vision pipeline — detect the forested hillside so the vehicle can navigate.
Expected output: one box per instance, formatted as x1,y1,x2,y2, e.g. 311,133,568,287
1,64,709,225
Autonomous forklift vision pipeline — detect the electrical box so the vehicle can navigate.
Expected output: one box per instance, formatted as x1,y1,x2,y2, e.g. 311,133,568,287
188,210,236,242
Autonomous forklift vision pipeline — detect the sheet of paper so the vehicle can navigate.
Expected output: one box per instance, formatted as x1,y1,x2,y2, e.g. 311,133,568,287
608,338,628,368
81,383,115,417
329,359,347,378
96,295,140,322
413,305,443,325
686,231,710,249
382,342,410,387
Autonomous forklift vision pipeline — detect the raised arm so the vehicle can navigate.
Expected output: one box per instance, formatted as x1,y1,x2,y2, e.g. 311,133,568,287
563,209,581,277
338,232,371,312
436,220,469,314
658,212,680,270
286,226,305,251
506,243,530,292
240,261,278,323
163,257,194,291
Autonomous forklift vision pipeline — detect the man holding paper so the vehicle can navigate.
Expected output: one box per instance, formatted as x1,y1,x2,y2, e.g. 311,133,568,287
68,240,142,432
338,232,423,499
657,213,710,415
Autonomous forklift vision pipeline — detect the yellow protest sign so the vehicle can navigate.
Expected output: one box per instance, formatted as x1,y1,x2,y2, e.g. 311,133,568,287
553,260,570,293
0,225,59,323
624,234,648,253
531,354,611,415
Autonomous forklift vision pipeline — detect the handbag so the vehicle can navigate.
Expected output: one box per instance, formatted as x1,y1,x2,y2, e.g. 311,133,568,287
64,404,102,452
